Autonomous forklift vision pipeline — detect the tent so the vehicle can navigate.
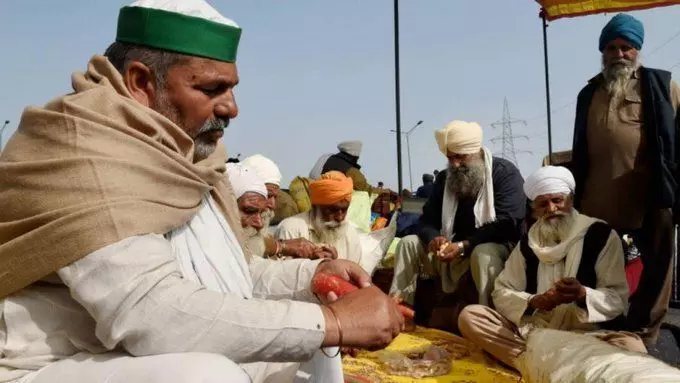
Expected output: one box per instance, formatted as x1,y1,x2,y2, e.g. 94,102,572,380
534,0,680,162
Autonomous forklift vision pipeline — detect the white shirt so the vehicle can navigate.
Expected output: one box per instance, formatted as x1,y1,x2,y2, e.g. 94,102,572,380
0,203,327,381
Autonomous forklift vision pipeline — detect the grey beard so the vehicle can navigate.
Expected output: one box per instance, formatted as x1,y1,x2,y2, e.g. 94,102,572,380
533,211,575,247
153,89,228,163
244,226,267,257
261,209,275,232
192,118,228,163
602,56,639,99
311,208,348,248
445,162,485,199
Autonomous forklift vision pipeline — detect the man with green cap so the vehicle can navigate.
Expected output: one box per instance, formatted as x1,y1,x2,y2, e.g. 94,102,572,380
0,1,406,382
571,13,680,346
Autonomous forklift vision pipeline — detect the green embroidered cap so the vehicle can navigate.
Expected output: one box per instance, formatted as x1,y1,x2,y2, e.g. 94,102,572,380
116,2,241,63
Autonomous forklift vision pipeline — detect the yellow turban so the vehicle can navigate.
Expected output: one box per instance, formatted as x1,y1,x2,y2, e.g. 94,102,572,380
309,171,353,205
435,120,483,155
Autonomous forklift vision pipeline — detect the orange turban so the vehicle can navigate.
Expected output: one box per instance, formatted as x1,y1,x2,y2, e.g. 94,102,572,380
309,171,353,205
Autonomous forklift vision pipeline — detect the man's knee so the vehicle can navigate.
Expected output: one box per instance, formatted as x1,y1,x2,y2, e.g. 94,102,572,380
458,304,491,338
470,243,508,269
398,235,424,254
396,235,426,263
170,353,251,383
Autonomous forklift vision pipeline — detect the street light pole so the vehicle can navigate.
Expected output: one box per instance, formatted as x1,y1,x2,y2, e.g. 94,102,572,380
391,120,423,192
0,120,9,151
393,0,403,193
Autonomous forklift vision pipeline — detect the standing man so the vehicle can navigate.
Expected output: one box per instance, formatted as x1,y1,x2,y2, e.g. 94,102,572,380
389,120,525,307
571,13,680,344
322,140,380,193
416,173,435,199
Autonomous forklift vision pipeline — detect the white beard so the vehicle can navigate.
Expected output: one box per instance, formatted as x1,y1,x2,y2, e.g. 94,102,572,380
602,56,639,100
261,209,275,234
311,208,349,258
244,226,267,257
533,211,576,248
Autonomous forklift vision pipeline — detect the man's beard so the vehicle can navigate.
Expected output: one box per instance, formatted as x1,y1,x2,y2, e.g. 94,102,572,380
602,55,639,99
154,89,229,163
311,207,348,250
445,161,485,199
533,210,575,247
261,209,275,233
243,226,267,257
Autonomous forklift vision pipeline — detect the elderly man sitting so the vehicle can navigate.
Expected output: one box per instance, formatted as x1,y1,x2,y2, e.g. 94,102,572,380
278,171,364,268
458,166,646,370
389,120,526,307
237,155,326,260
241,154,299,225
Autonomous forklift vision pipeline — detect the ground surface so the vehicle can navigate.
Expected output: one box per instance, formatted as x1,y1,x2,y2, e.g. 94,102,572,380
651,308,680,366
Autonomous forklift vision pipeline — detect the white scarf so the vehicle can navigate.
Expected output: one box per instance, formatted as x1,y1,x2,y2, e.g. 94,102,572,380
167,194,253,298
527,212,601,294
168,195,342,383
441,146,496,239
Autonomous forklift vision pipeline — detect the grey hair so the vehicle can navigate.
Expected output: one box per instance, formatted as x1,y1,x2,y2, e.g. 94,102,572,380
104,42,187,88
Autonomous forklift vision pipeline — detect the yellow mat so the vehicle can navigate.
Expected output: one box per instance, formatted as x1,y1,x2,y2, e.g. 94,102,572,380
343,327,523,383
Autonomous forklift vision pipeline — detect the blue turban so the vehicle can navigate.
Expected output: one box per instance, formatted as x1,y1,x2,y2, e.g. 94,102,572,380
599,13,644,52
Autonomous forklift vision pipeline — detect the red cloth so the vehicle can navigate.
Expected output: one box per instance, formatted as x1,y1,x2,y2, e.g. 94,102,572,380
625,257,644,297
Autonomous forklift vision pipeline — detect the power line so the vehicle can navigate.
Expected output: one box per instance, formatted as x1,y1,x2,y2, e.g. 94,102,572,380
490,98,532,166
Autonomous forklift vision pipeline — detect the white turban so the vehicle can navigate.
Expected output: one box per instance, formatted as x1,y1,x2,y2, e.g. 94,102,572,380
309,153,333,180
130,0,239,28
338,141,363,157
435,120,483,155
241,154,282,187
524,166,576,201
226,163,268,200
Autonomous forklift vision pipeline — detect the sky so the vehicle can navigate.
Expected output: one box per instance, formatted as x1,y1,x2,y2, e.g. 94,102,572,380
1,1,680,191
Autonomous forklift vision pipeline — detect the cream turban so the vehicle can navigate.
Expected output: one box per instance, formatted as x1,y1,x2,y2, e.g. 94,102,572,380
241,154,282,186
338,141,363,157
523,166,576,201
226,163,268,200
435,120,483,155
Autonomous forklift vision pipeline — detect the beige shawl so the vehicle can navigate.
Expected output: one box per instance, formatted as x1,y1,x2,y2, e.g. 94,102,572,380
0,55,248,299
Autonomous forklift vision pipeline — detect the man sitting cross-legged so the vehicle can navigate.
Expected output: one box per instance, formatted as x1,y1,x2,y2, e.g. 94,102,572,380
458,166,646,370
277,171,366,268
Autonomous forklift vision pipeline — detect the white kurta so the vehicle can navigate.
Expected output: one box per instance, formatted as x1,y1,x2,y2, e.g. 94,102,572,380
0,196,333,383
491,212,628,336
277,211,364,268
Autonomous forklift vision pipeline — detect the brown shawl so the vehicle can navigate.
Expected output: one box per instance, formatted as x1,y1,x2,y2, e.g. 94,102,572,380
0,55,249,299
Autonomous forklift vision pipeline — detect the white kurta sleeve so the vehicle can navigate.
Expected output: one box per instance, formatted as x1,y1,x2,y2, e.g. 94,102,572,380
57,234,325,364
277,217,310,241
249,255,322,303
583,231,628,323
492,245,534,326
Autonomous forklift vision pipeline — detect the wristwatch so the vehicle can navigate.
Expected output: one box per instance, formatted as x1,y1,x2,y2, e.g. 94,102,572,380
457,241,465,257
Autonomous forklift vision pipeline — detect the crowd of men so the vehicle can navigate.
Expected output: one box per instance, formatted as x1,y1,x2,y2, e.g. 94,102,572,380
0,1,678,382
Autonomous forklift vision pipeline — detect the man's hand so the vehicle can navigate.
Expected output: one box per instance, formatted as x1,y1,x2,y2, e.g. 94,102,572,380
427,236,448,253
314,259,372,294
322,286,404,350
436,242,462,261
282,238,321,259
528,288,560,311
554,277,586,305
313,244,338,260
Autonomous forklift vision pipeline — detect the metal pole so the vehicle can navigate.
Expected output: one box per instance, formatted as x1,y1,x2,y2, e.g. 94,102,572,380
406,134,413,191
0,120,9,151
394,0,403,192
541,9,553,164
